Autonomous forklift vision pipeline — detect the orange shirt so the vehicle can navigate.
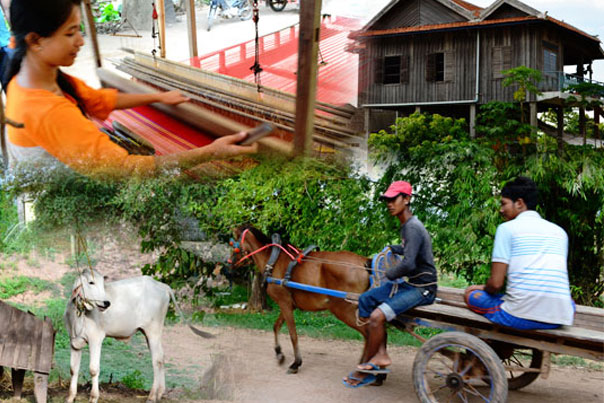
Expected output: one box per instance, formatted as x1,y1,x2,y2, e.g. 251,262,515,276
6,73,156,178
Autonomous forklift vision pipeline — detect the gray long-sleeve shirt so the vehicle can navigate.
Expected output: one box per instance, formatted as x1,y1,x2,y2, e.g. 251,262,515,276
387,216,437,290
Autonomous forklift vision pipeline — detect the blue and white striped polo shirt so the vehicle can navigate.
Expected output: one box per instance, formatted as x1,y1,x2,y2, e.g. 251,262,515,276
493,211,574,325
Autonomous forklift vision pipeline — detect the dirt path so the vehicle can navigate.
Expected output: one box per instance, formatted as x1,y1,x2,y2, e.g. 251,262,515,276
160,324,604,403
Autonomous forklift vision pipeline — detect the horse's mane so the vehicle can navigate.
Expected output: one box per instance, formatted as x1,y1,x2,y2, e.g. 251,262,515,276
238,225,272,245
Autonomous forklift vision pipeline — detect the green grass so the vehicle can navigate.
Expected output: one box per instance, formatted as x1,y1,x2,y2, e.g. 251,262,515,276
204,308,438,347
59,271,79,298
552,354,603,370
438,270,469,288
200,285,438,348
0,275,56,298
8,294,200,391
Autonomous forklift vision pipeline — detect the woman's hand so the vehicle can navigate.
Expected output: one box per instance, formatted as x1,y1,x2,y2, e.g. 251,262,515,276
208,132,259,158
155,132,259,172
155,90,190,105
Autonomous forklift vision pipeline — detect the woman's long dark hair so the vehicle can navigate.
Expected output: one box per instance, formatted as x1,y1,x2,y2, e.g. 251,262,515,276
4,0,84,113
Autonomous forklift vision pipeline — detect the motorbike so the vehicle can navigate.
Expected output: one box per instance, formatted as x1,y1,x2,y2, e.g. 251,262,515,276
267,0,295,12
207,0,253,31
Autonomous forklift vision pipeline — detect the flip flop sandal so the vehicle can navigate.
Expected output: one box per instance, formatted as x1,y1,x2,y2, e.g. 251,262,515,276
356,362,391,374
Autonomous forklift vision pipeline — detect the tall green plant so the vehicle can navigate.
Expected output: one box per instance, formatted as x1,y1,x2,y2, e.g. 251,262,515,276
502,66,543,123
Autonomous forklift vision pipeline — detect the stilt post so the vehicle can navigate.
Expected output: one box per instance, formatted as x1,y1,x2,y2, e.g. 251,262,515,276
293,0,323,156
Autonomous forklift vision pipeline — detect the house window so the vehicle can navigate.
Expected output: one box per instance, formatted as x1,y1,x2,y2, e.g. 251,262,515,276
383,56,401,84
375,55,409,85
426,53,445,82
543,48,558,74
492,46,512,79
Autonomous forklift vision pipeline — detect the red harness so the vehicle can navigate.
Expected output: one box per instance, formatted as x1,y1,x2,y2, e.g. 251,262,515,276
228,229,300,267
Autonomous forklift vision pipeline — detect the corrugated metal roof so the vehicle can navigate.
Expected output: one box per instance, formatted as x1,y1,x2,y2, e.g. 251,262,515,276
188,16,364,107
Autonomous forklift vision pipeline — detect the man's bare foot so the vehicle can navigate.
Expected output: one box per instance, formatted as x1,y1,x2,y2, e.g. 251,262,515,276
342,372,376,388
357,360,391,371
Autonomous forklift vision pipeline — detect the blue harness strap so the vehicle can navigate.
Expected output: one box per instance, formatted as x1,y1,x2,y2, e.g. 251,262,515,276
266,277,360,301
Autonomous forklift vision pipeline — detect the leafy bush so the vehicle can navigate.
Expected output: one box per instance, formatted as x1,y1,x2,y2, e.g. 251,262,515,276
191,156,390,255
120,369,146,390
95,2,121,23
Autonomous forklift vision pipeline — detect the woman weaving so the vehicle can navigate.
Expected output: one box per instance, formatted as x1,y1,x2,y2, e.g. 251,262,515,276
4,0,257,178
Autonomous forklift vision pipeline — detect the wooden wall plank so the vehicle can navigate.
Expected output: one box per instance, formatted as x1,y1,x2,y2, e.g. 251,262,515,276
0,302,55,373
37,318,55,374
14,312,36,369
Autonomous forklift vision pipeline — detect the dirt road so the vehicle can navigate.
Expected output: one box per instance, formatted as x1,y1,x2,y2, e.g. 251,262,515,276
159,324,604,403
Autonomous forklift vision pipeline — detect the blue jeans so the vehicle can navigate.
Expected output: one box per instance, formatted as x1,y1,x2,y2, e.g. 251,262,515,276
466,290,572,330
216,0,231,9
358,282,435,321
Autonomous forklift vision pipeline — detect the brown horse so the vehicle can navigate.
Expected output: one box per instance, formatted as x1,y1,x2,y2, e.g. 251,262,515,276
230,226,371,374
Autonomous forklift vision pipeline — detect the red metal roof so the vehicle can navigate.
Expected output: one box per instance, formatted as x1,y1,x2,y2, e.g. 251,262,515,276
187,16,364,106
355,15,601,43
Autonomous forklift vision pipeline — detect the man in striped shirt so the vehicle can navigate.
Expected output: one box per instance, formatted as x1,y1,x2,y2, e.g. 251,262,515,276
464,176,575,330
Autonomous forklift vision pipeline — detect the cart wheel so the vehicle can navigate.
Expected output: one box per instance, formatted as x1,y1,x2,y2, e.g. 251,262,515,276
500,348,543,390
269,0,287,12
412,332,508,403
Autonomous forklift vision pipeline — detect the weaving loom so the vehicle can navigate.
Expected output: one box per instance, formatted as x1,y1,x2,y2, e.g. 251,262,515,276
91,98,260,177
94,106,214,155
104,17,364,154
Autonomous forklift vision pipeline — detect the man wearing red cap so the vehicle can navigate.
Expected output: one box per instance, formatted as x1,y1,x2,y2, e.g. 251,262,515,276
343,181,438,388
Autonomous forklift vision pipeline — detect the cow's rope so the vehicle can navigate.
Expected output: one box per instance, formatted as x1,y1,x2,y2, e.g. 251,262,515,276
71,221,100,316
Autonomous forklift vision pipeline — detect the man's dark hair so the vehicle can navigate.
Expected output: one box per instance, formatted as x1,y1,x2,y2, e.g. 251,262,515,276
501,176,538,210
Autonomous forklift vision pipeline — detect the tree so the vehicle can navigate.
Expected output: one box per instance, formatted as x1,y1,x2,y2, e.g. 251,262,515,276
502,66,543,123
122,0,176,31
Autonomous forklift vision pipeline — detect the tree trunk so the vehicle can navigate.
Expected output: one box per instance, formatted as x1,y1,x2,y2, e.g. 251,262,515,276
579,107,586,145
594,106,601,147
556,106,564,154
248,272,267,312
122,0,176,31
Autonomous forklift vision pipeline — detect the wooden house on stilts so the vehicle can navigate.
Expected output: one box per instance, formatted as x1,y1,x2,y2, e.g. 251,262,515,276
353,0,604,137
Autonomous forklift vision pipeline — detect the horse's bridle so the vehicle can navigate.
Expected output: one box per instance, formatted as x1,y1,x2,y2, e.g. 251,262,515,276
227,229,297,269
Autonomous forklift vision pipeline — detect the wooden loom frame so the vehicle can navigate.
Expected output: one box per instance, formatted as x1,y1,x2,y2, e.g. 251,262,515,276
81,0,326,156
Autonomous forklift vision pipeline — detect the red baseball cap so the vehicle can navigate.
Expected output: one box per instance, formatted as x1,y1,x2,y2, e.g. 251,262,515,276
380,181,412,199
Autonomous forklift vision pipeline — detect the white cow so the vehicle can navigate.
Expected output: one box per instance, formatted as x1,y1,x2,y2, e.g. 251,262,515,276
64,269,212,403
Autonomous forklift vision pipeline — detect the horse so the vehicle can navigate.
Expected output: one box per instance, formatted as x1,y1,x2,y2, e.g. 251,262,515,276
229,226,371,374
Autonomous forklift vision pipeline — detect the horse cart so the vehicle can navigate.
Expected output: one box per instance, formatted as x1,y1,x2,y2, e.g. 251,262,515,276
393,286,604,402
266,278,604,402
229,227,604,402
